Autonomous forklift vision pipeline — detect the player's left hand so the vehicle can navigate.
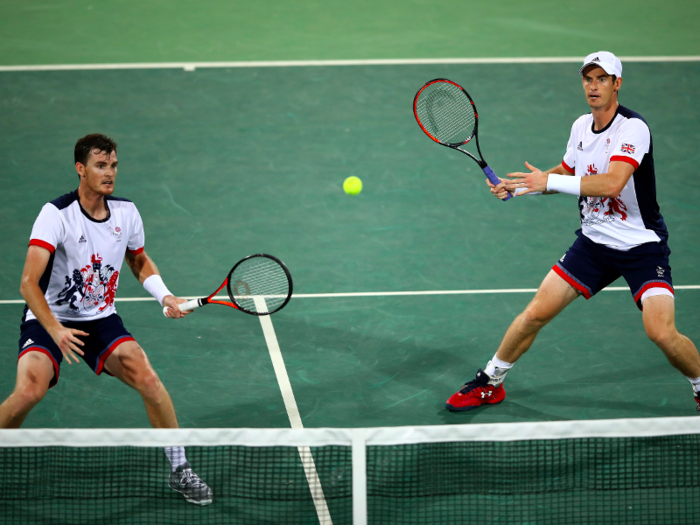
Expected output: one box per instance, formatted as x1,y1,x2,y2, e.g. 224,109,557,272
506,161,548,195
162,295,191,318
486,177,510,200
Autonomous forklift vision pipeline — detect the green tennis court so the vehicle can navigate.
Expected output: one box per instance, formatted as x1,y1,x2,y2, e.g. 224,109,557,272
1,1,699,523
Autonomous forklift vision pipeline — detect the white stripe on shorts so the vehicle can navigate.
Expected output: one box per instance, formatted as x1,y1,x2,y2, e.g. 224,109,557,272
641,287,674,303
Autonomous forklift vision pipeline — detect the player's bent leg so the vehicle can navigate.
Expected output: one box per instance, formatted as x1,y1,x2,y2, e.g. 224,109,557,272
642,294,700,410
496,269,581,363
0,352,54,428
446,270,580,412
104,341,213,505
642,295,700,377
103,340,178,429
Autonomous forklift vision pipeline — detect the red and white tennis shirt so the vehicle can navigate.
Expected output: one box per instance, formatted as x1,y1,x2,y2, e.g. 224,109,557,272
562,105,668,250
25,190,145,322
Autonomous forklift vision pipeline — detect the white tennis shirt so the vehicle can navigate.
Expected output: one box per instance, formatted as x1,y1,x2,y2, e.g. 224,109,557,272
25,190,145,322
562,105,668,250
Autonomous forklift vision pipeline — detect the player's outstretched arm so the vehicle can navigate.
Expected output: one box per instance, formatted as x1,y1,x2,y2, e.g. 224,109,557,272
125,250,190,319
505,163,572,196
579,161,634,197
20,246,87,364
507,161,633,198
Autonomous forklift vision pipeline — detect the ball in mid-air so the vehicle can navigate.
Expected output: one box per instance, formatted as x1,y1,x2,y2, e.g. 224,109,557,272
343,176,362,195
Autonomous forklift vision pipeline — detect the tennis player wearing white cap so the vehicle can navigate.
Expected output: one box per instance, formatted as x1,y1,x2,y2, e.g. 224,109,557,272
445,51,700,412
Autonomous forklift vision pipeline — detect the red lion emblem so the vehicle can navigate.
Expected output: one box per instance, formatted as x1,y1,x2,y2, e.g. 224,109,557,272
604,196,628,221
99,271,120,312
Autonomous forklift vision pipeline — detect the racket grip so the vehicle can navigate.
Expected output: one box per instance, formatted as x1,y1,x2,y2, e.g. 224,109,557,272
162,298,202,317
483,165,512,201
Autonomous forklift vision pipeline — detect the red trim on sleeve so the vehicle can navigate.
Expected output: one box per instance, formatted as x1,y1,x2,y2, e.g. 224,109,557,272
127,246,144,255
610,155,639,170
29,239,56,254
561,161,575,174
552,264,591,299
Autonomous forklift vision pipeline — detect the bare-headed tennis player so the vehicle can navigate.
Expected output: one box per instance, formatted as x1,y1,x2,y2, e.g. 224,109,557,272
0,134,213,505
446,52,700,412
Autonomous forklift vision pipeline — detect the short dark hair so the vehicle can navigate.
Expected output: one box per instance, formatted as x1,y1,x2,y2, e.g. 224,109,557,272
74,134,117,165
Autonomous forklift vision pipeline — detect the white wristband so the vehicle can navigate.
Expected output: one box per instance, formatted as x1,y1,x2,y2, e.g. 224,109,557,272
547,174,581,196
143,275,173,306
514,188,543,196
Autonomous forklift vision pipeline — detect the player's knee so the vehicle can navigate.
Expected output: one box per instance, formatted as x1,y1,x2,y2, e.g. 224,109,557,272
14,379,48,413
645,324,676,351
521,304,553,330
136,370,163,403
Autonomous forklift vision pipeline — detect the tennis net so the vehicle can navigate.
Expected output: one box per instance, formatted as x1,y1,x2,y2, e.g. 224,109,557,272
1,417,699,524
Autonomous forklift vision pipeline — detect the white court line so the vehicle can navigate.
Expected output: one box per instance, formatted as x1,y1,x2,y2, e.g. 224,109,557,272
1,56,699,72
253,297,333,525
0,285,699,305
1,285,700,304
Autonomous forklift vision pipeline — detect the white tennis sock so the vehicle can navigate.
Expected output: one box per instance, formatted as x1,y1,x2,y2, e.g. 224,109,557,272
484,355,514,386
687,376,700,394
164,446,188,472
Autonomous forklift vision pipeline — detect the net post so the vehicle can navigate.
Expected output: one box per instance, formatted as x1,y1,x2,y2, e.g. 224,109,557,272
352,428,367,525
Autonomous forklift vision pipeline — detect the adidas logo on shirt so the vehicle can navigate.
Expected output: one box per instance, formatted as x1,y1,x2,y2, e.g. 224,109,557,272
577,142,583,151
78,234,87,243
22,338,34,349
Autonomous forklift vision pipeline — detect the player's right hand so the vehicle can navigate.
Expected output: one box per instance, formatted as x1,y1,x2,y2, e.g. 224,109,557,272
163,295,192,319
486,177,510,200
51,326,88,364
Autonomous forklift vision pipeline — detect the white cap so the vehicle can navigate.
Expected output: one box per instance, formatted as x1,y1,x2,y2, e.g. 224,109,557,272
578,51,622,77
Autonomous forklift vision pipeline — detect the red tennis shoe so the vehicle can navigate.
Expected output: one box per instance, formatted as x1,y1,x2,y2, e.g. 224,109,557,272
695,392,700,412
446,369,506,411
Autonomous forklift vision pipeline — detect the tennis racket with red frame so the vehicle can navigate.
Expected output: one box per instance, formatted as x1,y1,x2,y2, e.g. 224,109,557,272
413,78,511,201
163,254,293,317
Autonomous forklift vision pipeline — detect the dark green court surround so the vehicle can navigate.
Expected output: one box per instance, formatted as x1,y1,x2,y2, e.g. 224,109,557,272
1,60,698,430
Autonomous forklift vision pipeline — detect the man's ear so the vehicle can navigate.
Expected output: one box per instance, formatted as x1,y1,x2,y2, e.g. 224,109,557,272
614,76,623,93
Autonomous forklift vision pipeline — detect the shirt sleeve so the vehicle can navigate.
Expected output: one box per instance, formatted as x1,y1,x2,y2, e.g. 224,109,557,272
610,118,650,170
127,205,145,255
561,120,578,174
28,203,64,254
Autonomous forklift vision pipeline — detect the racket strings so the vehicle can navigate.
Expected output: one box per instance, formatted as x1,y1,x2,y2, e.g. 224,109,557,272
229,257,290,314
416,82,476,145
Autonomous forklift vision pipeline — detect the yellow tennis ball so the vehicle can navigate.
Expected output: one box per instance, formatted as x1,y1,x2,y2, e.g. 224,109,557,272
343,176,362,195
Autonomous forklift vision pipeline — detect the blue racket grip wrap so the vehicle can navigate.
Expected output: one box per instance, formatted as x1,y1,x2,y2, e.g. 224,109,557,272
483,165,512,202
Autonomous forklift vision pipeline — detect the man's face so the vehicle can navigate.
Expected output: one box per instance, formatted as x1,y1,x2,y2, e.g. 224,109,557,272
581,65,621,110
77,149,118,196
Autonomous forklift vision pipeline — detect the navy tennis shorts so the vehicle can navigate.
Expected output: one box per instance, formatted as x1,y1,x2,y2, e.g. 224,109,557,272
17,313,134,388
553,231,673,311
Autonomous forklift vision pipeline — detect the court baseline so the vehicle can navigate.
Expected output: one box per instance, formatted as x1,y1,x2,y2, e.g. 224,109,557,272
1,56,699,73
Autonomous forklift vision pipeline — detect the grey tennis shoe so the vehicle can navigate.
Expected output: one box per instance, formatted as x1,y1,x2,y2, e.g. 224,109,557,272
168,462,213,506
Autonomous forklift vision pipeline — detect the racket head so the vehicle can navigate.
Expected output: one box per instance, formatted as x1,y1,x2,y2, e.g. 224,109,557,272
225,254,293,316
413,79,478,147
